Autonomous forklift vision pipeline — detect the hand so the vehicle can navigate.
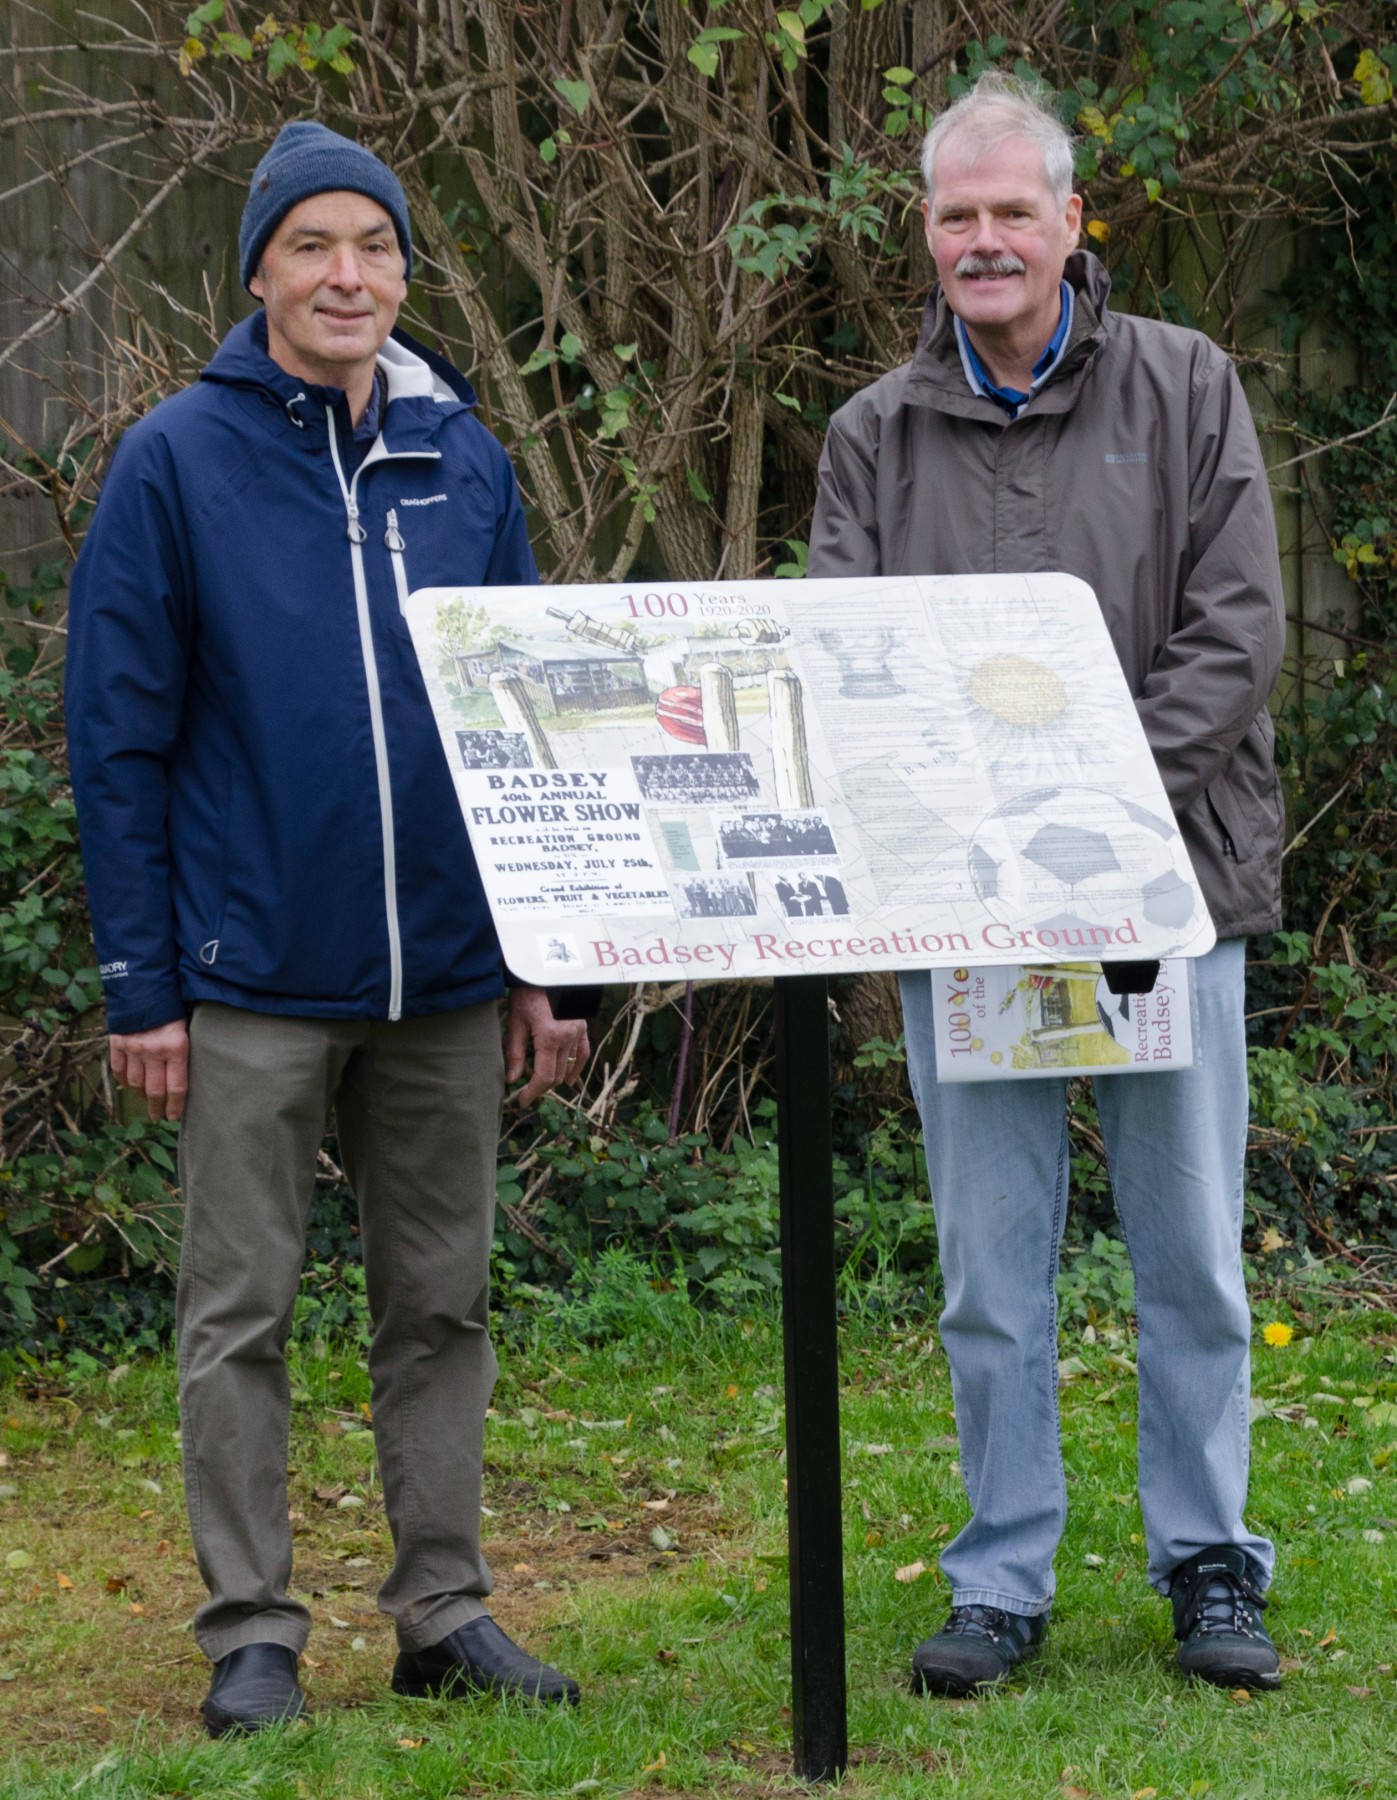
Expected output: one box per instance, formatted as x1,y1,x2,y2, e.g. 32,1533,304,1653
110,1018,190,1122
504,986,590,1107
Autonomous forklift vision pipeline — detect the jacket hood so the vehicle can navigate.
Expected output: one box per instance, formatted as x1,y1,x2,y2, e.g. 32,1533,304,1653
903,249,1113,413
200,312,477,425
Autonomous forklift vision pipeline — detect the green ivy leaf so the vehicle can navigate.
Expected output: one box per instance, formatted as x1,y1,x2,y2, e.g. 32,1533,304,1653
686,467,712,504
555,77,590,117
519,345,559,376
559,332,584,362
539,136,558,164
184,0,223,35
266,34,297,77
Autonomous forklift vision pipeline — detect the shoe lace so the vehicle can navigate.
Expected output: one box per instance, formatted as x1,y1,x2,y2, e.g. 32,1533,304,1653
944,1605,1012,1641
1179,1572,1267,1640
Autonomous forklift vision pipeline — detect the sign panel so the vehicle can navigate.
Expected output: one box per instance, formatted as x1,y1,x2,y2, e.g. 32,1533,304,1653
405,576,1216,987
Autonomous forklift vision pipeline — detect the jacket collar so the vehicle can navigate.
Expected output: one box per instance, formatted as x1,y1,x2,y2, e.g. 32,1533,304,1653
901,249,1111,423
199,312,476,451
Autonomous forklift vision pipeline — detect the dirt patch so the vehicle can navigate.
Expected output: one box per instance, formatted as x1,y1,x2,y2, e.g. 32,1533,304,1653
0,1478,740,1752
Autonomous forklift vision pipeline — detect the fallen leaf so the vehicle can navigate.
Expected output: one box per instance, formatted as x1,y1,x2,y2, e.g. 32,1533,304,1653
105,1575,128,1594
894,1560,926,1583
350,1635,368,1651
864,1529,884,1548
1134,1790,1159,1799
329,1615,350,1629
512,1562,535,1574
1346,1685,1374,1698
1362,1529,1385,1544
650,1525,678,1552
1278,1655,1304,1673
1347,1476,1374,1495
1061,1787,1091,1799
1229,1687,1251,1703
129,1602,145,1616
1083,1553,1105,1568
336,1494,365,1510
642,1752,667,1772
55,1572,73,1590
1318,1628,1338,1648
641,1498,669,1512
396,1737,425,1748
154,1540,172,1557
1259,1227,1289,1253
655,1648,678,1663
930,1522,950,1540
725,1385,740,1399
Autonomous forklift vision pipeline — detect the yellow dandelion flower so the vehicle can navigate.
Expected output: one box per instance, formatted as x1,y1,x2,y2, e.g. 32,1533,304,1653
1263,1321,1295,1347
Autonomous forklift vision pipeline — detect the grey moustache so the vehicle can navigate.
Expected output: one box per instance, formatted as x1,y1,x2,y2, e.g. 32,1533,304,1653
955,253,1027,278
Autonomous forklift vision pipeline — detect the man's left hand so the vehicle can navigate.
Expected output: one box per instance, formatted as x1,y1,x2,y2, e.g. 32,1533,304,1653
504,986,590,1106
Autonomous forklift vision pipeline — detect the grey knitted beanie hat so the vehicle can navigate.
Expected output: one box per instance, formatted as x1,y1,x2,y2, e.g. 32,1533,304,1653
239,121,412,291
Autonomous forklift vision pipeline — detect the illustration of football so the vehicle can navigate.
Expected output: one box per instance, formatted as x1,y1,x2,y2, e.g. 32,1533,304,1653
656,686,707,744
968,785,1197,936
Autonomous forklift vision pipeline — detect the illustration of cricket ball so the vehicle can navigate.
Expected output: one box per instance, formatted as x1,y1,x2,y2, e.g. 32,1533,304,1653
656,686,707,744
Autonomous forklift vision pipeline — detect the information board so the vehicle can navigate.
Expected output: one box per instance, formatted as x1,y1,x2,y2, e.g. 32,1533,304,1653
405,575,1216,988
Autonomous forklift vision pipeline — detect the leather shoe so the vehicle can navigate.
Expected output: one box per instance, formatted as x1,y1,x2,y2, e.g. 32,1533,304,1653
392,1615,580,1704
203,1642,306,1736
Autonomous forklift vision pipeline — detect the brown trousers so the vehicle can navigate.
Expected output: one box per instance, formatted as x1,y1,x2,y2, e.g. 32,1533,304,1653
176,1001,504,1660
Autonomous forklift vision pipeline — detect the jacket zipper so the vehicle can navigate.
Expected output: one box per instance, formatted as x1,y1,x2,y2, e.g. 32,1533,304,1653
325,410,439,1021
385,509,410,614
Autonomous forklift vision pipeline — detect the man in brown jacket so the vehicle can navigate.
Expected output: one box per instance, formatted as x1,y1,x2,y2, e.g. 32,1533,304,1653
810,73,1286,1698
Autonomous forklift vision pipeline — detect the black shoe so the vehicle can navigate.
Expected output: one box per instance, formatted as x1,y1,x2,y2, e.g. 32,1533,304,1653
203,1642,306,1737
911,1605,1048,1697
1169,1546,1281,1691
392,1615,580,1704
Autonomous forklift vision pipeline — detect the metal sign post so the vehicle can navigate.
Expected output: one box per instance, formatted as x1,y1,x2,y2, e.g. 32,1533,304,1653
774,973,847,1782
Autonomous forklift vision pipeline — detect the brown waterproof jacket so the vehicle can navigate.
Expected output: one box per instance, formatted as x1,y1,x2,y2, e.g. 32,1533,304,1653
808,251,1285,940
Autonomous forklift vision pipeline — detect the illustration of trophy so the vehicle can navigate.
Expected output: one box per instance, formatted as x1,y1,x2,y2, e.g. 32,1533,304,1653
814,627,906,699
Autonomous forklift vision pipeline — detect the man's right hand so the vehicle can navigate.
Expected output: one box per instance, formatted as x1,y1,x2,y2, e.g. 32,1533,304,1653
110,1018,190,1121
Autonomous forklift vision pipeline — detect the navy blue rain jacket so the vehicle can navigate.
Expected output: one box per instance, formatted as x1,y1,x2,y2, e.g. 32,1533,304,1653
67,313,535,1034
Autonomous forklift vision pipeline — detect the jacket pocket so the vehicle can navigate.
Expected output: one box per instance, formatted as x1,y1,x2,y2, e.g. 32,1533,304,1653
385,508,410,614
1204,771,1255,864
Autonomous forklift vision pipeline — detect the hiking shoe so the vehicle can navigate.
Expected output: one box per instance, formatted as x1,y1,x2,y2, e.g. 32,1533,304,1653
911,1605,1048,1697
1169,1546,1280,1691
392,1615,580,1704
203,1642,306,1736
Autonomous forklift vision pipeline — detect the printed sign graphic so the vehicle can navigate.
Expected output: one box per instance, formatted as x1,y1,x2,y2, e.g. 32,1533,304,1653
405,576,1217,986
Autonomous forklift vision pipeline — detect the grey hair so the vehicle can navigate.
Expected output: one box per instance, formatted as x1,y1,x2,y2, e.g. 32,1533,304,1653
920,71,1076,212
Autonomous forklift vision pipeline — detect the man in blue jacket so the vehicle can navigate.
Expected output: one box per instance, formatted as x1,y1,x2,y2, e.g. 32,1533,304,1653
66,124,589,1733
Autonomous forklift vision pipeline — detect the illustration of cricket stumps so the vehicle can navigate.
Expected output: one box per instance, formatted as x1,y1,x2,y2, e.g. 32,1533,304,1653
700,663,740,753
768,668,814,808
490,671,557,769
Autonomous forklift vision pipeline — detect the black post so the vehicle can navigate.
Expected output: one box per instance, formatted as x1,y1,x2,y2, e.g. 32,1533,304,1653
773,974,847,1782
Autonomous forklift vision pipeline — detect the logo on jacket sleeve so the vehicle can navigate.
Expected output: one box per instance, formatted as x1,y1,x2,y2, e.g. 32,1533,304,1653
1104,452,1149,465
399,493,449,506
100,959,129,980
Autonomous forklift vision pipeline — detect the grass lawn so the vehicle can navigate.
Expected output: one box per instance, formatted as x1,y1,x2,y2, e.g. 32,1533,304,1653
2,1283,1396,1798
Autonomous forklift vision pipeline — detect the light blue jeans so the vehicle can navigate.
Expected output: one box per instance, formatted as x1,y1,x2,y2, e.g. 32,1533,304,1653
899,939,1274,1613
